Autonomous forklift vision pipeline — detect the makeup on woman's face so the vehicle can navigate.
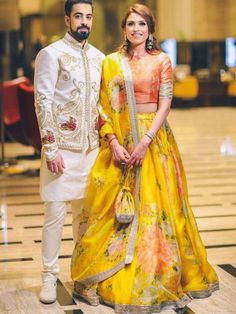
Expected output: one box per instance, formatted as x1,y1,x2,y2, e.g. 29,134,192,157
125,12,149,47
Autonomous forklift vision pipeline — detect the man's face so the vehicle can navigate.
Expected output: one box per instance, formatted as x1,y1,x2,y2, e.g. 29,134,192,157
65,3,93,42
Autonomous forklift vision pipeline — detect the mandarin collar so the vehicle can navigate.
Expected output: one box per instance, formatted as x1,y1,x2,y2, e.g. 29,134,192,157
63,32,89,51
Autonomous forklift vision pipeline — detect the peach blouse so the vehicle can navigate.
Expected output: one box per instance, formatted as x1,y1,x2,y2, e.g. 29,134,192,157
128,52,173,104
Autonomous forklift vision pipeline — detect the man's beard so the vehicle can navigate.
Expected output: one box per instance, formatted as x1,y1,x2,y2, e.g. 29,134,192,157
70,26,90,41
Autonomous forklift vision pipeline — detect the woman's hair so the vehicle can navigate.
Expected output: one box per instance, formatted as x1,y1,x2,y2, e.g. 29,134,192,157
64,0,93,17
119,4,161,56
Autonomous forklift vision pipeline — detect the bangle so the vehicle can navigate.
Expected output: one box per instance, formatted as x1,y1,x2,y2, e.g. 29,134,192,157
145,133,153,141
108,136,117,145
109,137,116,145
145,130,156,141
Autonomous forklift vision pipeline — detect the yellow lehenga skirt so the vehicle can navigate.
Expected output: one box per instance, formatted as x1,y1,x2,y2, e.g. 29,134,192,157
71,113,219,313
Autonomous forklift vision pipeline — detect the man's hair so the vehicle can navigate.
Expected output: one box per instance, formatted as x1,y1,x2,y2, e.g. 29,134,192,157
64,0,93,16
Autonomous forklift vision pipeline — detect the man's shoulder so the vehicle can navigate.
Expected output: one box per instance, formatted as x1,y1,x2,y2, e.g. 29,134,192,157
45,38,66,52
36,38,65,59
87,44,105,59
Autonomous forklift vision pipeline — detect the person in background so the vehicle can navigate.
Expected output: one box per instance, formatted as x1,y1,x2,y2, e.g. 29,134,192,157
34,0,104,304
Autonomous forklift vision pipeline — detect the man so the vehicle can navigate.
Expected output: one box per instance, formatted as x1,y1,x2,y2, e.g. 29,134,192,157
34,0,104,304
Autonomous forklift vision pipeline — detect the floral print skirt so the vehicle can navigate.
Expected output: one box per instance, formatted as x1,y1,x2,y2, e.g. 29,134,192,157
71,113,219,313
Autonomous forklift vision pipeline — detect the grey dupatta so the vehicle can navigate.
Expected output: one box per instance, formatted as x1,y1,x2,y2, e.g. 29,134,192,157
120,55,141,264
79,55,142,286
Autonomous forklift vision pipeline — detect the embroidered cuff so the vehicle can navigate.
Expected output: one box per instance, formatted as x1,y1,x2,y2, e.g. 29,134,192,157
41,130,59,161
43,144,59,162
159,82,173,99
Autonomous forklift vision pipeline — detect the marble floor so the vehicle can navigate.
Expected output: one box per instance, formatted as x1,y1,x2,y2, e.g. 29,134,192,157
0,107,236,314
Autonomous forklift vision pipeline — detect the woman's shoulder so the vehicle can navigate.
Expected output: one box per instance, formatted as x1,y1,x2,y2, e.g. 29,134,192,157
152,51,170,62
102,52,123,73
103,52,120,63
146,51,172,70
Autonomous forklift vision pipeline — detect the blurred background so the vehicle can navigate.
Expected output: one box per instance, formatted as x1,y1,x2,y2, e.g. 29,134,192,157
0,0,236,82
0,0,236,169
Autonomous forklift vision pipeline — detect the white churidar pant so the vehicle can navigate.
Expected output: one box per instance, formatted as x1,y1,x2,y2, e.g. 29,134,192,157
40,147,98,275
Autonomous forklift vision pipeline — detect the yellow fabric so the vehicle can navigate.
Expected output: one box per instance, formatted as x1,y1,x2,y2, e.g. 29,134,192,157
173,75,198,98
228,81,236,96
71,53,219,312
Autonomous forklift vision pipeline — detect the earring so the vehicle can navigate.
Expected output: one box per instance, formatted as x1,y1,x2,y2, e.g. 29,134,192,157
123,35,129,49
146,34,154,50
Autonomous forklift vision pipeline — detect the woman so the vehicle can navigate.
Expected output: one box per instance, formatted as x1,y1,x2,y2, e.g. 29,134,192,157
71,4,219,313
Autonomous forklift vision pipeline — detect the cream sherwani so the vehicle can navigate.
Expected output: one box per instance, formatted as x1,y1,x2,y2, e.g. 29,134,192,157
34,32,105,275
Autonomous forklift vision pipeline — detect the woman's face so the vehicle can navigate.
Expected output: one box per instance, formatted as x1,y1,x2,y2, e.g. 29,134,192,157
124,12,149,48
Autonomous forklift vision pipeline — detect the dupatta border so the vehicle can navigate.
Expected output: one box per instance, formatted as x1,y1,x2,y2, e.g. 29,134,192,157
187,282,219,299
78,55,141,285
101,282,219,314
103,294,191,314
79,260,126,286
120,55,140,146
121,54,141,265
77,213,139,285
78,271,218,304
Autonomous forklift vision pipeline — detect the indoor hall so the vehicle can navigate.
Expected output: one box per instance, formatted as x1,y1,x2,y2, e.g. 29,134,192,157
1,1,236,314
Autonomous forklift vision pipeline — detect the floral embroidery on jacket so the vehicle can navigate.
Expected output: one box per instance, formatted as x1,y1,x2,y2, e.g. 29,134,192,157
94,116,100,131
42,130,55,144
59,116,77,131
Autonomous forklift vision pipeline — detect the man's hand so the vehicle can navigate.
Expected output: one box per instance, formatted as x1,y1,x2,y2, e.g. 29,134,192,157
46,153,65,175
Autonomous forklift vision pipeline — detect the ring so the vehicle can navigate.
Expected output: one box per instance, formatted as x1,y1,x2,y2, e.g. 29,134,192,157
120,161,126,166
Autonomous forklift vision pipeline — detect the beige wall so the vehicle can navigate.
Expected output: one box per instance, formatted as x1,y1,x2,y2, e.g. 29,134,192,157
225,0,236,37
0,0,20,31
2,0,236,41
157,0,193,40
192,0,225,40
18,0,41,16
158,0,236,40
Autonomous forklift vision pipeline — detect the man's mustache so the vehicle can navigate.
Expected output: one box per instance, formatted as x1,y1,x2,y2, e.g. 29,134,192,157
77,26,90,32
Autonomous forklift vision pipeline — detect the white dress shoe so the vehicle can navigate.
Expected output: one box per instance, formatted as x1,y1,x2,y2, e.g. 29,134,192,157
39,273,57,304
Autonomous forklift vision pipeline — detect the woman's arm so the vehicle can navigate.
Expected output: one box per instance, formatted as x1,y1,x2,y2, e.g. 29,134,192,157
127,55,173,166
99,58,131,164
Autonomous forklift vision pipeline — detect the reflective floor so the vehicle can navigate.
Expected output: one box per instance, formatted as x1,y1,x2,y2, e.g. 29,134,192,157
0,107,236,313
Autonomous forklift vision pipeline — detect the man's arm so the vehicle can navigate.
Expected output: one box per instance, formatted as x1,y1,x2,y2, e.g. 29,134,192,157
34,49,65,174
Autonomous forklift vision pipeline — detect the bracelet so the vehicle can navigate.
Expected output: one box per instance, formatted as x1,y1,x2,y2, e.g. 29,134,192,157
108,136,117,145
145,130,156,141
145,133,153,141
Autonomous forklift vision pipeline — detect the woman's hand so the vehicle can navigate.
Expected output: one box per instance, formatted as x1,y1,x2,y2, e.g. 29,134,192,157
110,139,130,165
126,136,151,167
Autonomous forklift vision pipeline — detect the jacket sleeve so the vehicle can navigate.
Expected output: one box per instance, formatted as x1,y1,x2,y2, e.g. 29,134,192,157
34,48,59,161
159,54,173,100
98,58,115,139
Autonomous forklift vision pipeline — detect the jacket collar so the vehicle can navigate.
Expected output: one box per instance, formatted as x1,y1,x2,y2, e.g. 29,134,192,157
63,32,89,51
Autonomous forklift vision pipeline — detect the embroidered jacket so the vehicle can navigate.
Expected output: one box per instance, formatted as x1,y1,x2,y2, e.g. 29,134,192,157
34,32,105,161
